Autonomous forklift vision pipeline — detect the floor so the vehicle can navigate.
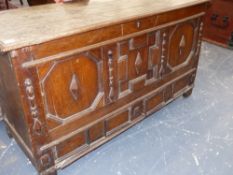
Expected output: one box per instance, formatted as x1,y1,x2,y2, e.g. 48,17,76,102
0,42,233,175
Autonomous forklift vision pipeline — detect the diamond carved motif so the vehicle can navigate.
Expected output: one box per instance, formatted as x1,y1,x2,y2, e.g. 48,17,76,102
135,51,142,75
69,74,79,101
179,35,186,55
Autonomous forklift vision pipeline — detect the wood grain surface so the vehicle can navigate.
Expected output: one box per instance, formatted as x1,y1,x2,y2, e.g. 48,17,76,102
0,0,209,52
0,1,208,174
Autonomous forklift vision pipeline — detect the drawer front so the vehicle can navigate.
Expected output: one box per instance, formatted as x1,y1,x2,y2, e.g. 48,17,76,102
56,131,87,158
106,110,129,134
122,16,156,35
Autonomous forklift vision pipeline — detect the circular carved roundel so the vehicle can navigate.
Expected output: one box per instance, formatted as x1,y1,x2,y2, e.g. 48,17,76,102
43,54,99,119
168,23,194,68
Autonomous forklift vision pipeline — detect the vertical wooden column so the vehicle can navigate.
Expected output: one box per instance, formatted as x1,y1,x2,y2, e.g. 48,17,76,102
10,48,56,175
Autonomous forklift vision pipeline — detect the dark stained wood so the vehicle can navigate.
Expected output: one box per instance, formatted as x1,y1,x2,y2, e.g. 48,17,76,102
174,76,191,94
0,1,208,174
56,131,86,158
33,25,122,59
122,16,156,35
203,0,233,48
10,49,57,174
39,53,101,119
168,23,194,67
131,101,145,120
106,110,129,133
145,91,163,114
88,121,105,143
49,63,196,141
156,4,206,25
0,53,31,147
27,0,53,6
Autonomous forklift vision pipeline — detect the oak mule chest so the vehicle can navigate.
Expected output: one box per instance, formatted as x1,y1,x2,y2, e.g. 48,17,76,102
0,0,209,174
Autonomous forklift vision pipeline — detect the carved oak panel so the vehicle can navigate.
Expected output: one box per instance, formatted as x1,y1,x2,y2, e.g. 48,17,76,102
167,20,198,70
38,52,104,125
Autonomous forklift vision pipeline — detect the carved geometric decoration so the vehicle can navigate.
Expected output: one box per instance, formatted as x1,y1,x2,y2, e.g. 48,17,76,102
40,154,51,167
108,50,115,103
167,22,194,69
135,51,142,75
108,87,114,101
179,35,186,55
24,78,42,135
41,54,101,120
133,106,141,118
32,118,42,135
159,32,167,79
69,74,79,101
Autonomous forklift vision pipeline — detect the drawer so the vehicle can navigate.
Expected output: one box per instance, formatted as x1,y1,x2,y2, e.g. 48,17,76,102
56,131,87,158
173,73,194,94
55,121,106,158
122,16,156,35
106,110,129,135
145,91,163,115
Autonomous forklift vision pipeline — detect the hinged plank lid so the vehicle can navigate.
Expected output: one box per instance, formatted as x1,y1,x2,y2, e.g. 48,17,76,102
0,0,209,52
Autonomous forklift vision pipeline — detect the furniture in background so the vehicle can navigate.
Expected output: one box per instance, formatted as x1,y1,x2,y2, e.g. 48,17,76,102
0,0,209,174
203,0,233,48
27,0,53,6
0,0,23,10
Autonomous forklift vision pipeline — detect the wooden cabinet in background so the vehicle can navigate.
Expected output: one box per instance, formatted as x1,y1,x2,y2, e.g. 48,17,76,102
0,0,209,174
203,0,233,48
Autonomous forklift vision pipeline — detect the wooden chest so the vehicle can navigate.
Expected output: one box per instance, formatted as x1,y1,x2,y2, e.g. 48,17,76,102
0,0,209,174
203,0,233,48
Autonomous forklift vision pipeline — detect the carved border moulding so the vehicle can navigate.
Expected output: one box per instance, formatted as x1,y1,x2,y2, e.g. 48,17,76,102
135,51,142,75
179,35,186,55
40,53,104,124
146,31,161,85
130,101,146,121
196,21,204,56
118,55,131,99
159,32,167,79
128,74,147,92
119,74,148,99
163,84,174,103
108,50,115,103
24,78,42,136
40,153,51,168
69,74,79,101
167,21,197,72
189,72,196,86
